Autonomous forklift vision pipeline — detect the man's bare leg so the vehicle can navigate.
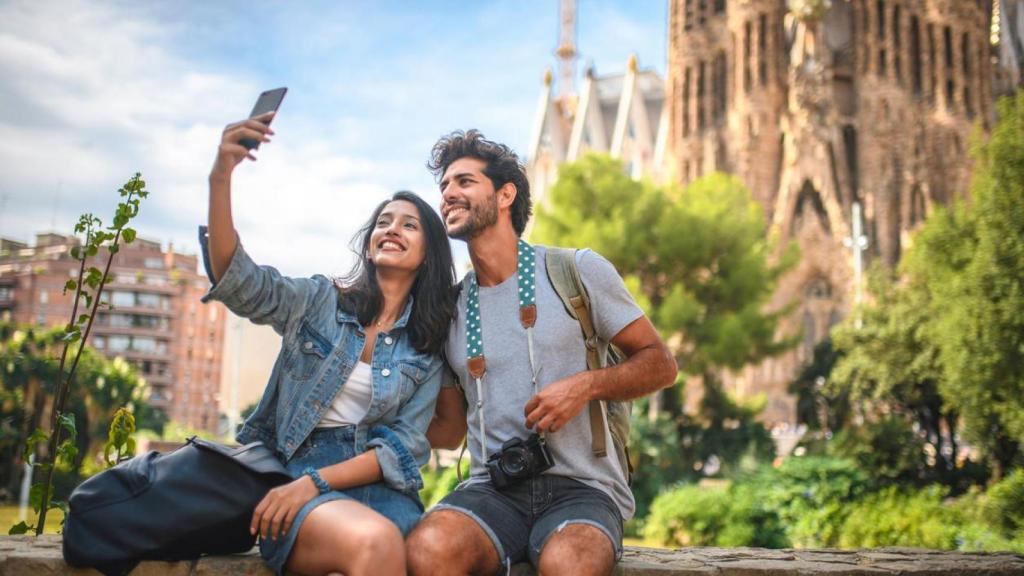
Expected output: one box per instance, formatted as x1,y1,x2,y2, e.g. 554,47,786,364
406,509,502,576
536,523,615,576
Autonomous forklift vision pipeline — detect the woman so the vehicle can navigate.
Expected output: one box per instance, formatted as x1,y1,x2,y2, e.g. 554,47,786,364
204,112,456,576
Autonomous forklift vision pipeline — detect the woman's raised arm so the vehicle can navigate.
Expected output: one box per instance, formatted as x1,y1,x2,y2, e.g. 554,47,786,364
207,112,274,282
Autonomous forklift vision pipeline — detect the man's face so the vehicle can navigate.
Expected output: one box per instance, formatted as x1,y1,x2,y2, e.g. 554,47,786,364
439,157,499,240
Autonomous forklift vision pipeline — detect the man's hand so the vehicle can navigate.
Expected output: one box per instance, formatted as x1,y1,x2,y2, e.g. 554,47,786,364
211,112,275,179
524,373,592,433
250,474,318,540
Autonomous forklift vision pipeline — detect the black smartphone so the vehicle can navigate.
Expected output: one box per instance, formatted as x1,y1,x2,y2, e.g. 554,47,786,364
240,87,287,150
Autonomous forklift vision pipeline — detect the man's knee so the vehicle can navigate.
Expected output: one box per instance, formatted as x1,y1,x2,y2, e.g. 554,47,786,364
537,524,616,576
407,509,499,576
407,511,468,574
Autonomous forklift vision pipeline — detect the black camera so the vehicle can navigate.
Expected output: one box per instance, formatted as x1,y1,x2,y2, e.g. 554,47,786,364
485,434,555,489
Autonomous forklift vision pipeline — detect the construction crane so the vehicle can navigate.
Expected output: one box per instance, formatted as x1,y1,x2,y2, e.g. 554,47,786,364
556,0,578,101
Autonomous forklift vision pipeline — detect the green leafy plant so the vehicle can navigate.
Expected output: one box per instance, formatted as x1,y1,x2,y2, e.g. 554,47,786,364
15,174,148,535
103,407,137,467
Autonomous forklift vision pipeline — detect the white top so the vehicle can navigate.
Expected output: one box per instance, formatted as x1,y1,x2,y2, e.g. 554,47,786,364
317,361,373,427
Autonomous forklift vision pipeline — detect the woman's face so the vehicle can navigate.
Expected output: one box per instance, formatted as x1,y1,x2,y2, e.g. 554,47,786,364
368,199,427,275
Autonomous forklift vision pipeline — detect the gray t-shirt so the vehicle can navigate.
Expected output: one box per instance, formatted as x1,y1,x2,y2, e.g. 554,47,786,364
444,245,643,520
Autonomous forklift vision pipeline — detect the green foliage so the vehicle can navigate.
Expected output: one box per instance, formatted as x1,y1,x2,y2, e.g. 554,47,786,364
628,404,692,519
531,155,794,489
419,459,470,508
829,417,928,485
103,407,136,467
4,173,150,535
984,468,1024,537
532,157,797,380
788,338,850,433
644,482,788,548
159,421,219,443
902,94,1024,478
755,456,869,547
953,482,1024,553
839,485,957,549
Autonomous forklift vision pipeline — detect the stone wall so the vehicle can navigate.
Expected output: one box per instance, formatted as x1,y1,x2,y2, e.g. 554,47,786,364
2,536,1023,575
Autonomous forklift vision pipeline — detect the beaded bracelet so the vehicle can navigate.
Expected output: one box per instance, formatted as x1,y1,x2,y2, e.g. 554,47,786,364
303,467,331,495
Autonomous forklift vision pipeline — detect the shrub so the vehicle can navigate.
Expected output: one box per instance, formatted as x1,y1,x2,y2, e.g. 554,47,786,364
755,456,870,547
839,485,957,549
984,468,1024,537
643,482,787,548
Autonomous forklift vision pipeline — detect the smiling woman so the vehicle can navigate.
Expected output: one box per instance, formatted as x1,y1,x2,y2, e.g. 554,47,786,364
200,112,456,576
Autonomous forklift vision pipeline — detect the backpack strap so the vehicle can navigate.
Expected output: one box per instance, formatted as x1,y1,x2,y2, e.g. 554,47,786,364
544,247,609,458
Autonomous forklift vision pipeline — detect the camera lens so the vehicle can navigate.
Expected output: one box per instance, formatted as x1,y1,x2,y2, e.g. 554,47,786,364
501,449,528,476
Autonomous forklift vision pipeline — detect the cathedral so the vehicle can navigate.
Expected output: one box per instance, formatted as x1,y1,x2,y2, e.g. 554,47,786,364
529,0,1024,424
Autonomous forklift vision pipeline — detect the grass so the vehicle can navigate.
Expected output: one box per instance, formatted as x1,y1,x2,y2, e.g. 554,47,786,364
0,505,65,535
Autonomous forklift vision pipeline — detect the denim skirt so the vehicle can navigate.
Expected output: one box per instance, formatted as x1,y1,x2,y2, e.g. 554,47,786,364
259,426,424,575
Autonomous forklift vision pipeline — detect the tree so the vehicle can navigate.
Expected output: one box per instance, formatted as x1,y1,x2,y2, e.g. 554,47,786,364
823,270,960,485
531,154,797,486
903,94,1024,480
0,322,151,519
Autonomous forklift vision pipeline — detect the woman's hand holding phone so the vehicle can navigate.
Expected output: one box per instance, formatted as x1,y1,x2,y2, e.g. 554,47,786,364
210,113,275,179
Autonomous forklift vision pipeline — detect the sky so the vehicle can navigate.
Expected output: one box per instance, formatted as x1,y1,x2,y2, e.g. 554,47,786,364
0,0,666,277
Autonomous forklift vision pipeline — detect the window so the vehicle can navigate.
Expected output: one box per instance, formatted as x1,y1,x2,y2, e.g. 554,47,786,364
758,13,768,85
713,51,728,124
928,24,937,103
698,61,707,131
877,0,887,76
108,336,130,352
132,337,157,354
111,291,134,307
683,67,692,136
962,32,974,117
911,16,923,96
744,21,753,92
136,293,160,308
944,26,955,105
893,5,902,83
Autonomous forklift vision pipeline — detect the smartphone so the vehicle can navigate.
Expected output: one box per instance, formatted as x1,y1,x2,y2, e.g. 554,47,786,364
240,87,287,150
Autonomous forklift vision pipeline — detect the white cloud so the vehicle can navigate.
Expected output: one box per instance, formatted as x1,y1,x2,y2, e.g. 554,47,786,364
1,0,664,279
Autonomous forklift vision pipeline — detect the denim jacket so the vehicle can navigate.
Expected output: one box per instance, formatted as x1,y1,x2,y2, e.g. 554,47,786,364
199,232,443,496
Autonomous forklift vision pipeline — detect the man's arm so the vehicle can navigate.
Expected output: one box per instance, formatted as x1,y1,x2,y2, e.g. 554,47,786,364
427,387,468,449
524,314,676,433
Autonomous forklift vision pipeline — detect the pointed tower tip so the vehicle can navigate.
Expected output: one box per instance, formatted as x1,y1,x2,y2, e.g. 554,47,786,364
628,53,638,73
544,68,554,87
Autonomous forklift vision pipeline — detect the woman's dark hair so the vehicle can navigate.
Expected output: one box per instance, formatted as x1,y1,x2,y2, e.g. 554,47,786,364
337,191,456,355
427,129,532,237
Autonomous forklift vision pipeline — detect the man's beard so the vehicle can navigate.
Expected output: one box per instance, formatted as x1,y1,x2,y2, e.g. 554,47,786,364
448,193,499,240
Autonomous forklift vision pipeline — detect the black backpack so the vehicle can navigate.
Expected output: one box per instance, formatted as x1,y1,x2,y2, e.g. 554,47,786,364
63,437,290,576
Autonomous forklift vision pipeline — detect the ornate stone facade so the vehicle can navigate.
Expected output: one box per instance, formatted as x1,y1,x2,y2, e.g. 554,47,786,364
666,0,1013,424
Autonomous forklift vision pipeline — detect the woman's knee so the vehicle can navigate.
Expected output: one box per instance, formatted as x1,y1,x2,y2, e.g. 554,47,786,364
349,515,404,559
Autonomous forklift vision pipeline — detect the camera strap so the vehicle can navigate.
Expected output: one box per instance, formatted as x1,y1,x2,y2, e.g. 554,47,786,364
466,238,541,456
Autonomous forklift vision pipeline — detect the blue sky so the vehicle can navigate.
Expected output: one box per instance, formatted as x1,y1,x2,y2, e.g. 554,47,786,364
0,0,665,276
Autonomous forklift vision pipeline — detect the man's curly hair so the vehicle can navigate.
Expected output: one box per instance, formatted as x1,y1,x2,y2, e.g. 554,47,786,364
427,129,532,237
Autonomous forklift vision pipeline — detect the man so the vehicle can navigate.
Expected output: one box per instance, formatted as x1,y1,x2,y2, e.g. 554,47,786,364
408,130,677,576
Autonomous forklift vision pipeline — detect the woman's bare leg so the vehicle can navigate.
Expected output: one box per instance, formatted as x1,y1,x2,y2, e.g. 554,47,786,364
285,499,405,576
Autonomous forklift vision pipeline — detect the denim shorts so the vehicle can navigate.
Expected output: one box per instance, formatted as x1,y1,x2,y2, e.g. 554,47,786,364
430,474,623,570
259,426,423,576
